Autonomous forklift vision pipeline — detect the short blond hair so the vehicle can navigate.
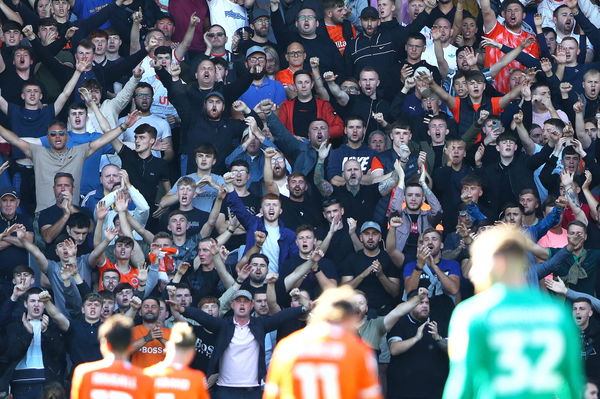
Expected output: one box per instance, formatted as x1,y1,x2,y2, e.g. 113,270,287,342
469,225,529,290
309,286,357,324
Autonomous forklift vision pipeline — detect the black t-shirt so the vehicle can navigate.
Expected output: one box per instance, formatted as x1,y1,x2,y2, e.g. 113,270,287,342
0,68,27,105
220,191,261,251
332,184,381,226
405,214,420,259
279,254,338,300
432,144,444,170
183,268,221,303
315,224,354,275
190,325,216,374
292,98,317,138
342,250,401,313
387,314,449,398
0,213,33,282
280,195,323,232
118,146,169,210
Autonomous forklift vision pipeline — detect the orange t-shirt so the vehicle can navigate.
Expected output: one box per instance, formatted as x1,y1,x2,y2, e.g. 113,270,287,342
99,258,139,289
450,97,503,123
144,363,209,399
484,22,539,94
71,359,153,399
264,323,382,399
275,68,295,87
131,325,171,368
326,24,356,54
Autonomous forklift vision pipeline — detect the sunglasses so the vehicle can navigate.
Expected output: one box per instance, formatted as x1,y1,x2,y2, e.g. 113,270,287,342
48,131,66,137
207,32,225,38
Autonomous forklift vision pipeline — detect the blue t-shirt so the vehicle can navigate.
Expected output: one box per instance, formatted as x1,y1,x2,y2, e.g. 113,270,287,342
72,0,112,29
41,132,114,195
239,77,286,109
326,144,376,180
8,103,55,159
404,259,461,280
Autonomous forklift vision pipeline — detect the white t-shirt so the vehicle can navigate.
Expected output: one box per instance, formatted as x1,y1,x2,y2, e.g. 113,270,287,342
263,223,281,273
140,52,181,120
208,0,247,51
422,43,458,74
118,114,172,158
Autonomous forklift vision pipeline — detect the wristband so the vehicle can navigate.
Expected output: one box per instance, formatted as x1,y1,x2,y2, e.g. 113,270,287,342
314,266,321,274
144,334,152,343
228,228,235,233
415,266,424,272
236,278,245,284
119,123,128,132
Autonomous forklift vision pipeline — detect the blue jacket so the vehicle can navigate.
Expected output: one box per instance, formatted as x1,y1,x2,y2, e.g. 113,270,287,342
266,113,318,176
226,191,298,269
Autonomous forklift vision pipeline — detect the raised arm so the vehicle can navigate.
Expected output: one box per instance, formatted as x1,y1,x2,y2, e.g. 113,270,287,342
88,227,119,267
38,291,69,332
431,27,449,78
80,87,111,133
386,216,406,267
88,110,141,157
262,146,279,195
581,171,599,222
174,12,201,62
309,58,330,101
383,288,426,331
426,74,456,110
378,159,402,196
323,71,349,106
498,81,523,110
512,110,536,155
0,125,30,157
53,59,87,115
314,142,334,197
16,224,48,273
480,0,498,33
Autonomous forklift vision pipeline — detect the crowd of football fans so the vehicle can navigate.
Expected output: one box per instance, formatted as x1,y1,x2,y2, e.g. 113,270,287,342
0,0,599,396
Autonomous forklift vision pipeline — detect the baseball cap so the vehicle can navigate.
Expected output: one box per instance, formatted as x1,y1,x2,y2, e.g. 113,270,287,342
360,6,379,19
156,13,176,23
205,91,225,101
251,9,270,22
232,290,253,301
0,188,19,200
246,45,266,58
360,221,381,234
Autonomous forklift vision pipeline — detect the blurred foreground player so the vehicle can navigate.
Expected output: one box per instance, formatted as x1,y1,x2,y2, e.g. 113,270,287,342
144,322,209,399
443,225,583,399
71,314,153,399
263,286,382,399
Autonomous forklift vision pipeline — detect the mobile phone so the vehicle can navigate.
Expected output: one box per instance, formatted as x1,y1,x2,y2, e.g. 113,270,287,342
490,120,501,130
235,27,254,39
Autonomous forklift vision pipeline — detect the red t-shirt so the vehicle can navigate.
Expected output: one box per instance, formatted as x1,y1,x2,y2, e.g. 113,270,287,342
484,22,539,94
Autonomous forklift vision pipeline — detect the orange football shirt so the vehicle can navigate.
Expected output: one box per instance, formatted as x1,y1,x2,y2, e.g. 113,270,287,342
264,323,382,399
71,359,153,399
144,363,209,399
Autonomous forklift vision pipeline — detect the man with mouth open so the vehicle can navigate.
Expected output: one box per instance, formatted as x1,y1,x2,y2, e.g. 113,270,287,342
0,109,141,214
170,289,309,398
226,185,298,274
480,0,539,94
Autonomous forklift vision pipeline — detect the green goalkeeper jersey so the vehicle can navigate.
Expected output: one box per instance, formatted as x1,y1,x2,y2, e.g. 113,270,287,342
443,284,583,399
